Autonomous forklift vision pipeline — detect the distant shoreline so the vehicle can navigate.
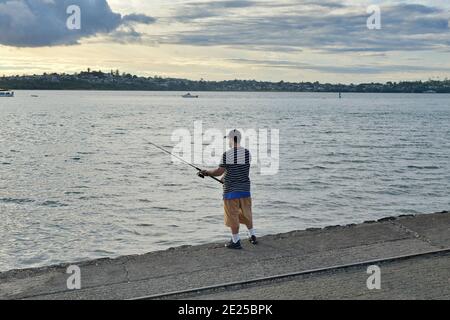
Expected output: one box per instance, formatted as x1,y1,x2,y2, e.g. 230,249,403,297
2,70,450,93
5,89,450,94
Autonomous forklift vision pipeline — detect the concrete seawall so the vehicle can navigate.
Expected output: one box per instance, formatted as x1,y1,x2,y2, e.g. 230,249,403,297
1,211,449,300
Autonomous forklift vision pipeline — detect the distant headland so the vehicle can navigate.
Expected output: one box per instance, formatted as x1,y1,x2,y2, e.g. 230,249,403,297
1,69,450,93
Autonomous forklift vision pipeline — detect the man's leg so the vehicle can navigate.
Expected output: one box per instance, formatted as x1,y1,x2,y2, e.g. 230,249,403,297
230,225,240,243
240,198,257,244
224,199,242,249
244,220,256,238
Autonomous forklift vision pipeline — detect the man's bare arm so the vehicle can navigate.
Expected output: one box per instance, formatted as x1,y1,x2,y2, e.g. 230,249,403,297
201,167,225,177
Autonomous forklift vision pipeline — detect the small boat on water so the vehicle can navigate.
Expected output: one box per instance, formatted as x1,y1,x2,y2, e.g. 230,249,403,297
0,89,14,97
182,93,199,98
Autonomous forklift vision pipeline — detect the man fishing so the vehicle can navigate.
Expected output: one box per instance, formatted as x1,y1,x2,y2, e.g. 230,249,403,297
199,129,257,250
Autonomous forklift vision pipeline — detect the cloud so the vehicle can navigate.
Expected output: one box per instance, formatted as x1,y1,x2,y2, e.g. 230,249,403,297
227,58,450,74
173,0,261,21
122,13,156,25
0,0,156,47
166,1,450,53
173,0,344,22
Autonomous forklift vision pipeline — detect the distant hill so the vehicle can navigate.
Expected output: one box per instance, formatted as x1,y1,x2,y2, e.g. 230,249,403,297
1,71,450,93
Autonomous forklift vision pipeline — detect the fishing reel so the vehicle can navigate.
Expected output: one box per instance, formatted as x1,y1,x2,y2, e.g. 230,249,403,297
197,171,206,179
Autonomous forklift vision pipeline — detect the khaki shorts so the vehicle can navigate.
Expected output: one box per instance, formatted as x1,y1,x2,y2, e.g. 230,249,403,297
224,197,253,229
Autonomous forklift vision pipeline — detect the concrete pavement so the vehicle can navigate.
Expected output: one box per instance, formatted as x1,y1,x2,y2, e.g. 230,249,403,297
1,211,449,300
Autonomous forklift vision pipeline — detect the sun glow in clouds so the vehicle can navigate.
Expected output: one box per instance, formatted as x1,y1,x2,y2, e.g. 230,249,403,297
0,0,449,83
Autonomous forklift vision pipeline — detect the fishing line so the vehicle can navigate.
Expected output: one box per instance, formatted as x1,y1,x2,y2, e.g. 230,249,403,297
147,140,223,185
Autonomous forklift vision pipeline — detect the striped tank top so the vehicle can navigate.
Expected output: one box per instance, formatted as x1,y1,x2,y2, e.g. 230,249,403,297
219,147,252,200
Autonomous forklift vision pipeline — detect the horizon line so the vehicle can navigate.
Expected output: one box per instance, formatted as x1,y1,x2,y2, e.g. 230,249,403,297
2,69,450,86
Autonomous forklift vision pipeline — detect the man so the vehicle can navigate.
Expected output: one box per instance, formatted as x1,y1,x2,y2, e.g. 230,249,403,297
200,129,257,249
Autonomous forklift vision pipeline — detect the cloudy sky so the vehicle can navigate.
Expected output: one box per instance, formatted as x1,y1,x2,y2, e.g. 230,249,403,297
0,0,449,83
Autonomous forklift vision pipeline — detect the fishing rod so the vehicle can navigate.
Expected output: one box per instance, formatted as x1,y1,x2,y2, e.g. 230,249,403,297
147,141,224,185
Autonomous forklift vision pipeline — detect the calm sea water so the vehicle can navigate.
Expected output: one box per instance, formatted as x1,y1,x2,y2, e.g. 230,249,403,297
1,91,449,272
